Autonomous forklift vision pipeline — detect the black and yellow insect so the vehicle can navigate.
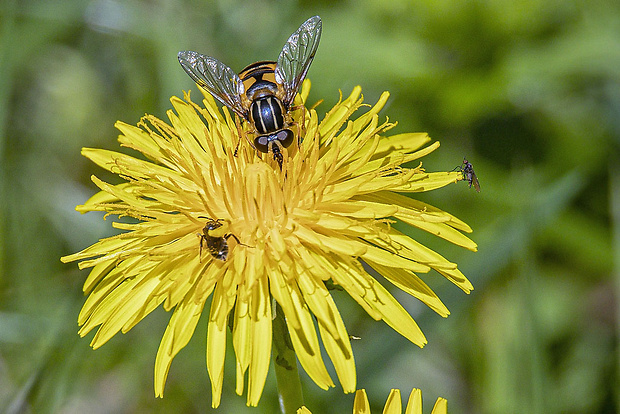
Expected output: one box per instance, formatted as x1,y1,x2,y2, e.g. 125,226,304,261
178,16,322,169
198,218,241,261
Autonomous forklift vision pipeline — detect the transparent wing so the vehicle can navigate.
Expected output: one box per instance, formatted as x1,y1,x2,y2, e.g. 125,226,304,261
275,16,322,106
178,50,247,118
471,173,481,192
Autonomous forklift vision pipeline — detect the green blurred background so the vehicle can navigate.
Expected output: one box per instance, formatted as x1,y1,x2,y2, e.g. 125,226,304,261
1,0,618,412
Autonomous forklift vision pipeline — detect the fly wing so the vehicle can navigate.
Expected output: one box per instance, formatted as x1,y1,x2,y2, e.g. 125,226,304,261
178,50,248,118
275,16,322,107
471,173,481,192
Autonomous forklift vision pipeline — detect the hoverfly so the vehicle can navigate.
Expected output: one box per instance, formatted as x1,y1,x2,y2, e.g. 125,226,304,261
178,16,322,169
456,158,481,192
198,217,242,261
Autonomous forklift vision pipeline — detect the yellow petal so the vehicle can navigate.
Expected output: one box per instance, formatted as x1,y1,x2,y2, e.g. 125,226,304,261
430,398,448,414
114,121,162,160
384,389,402,414
404,389,422,414
331,257,427,346
324,200,399,219
353,389,370,414
86,274,160,348
154,287,206,397
206,282,235,408
295,224,368,257
361,243,431,273
246,276,272,406
367,262,450,317
319,86,363,140
398,217,477,251
232,293,251,395
391,171,461,192
281,277,335,390
362,191,473,232
317,304,356,392
374,132,431,156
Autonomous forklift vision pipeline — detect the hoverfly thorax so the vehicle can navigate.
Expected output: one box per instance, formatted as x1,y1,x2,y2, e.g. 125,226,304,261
178,16,322,169
239,61,282,101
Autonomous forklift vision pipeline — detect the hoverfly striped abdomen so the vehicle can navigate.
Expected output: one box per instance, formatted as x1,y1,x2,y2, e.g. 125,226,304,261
250,96,285,134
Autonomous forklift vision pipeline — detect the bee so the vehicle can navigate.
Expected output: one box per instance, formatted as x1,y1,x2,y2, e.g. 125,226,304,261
456,158,481,192
198,217,242,261
178,16,322,169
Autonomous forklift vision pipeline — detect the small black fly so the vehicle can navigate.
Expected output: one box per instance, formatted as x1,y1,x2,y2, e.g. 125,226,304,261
455,158,480,192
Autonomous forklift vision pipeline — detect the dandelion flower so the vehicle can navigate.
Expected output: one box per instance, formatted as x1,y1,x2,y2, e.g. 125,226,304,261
61,80,475,407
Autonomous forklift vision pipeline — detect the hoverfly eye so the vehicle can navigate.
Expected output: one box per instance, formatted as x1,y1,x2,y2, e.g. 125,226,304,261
276,129,295,148
254,135,271,153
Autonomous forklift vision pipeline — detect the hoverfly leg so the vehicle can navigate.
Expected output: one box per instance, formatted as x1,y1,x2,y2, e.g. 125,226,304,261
296,105,306,148
225,233,241,244
287,103,307,148
198,234,204,263
225,233,252,248
234,116,253,157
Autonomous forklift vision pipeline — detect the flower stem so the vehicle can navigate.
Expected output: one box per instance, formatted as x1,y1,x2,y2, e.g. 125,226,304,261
272,301,304,414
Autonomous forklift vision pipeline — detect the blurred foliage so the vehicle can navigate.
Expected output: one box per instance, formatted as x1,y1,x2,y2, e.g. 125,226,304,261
1,0,619,413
